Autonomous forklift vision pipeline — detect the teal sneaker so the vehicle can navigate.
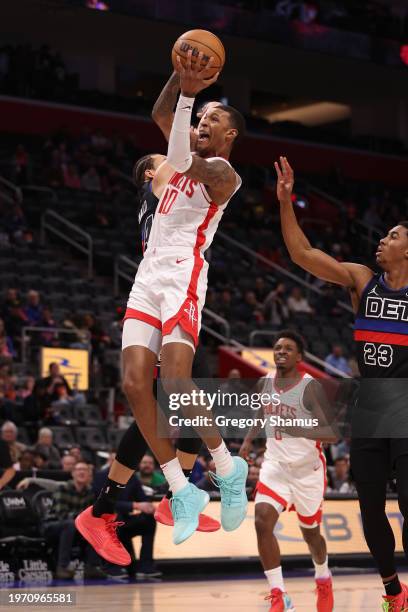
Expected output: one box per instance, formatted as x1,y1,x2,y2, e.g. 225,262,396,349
209,456,248,531
170,483,210,545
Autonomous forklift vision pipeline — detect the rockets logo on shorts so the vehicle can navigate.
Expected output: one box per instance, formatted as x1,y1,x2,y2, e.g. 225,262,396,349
184,300,197,325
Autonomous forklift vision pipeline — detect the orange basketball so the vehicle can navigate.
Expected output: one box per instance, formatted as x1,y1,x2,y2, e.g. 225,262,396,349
172,29,225,78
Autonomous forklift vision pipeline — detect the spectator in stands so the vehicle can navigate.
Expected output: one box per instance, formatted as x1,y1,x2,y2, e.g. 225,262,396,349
23,290,43,326
136,454,166,492
0,437,15,490
1,421,25,463
217,289,233,320
253,277,268,302
61,454,77,474
0,319,14,361
287,286,313,316
33,427,61,469
41,462,104,579
196,460,219,492
93,454,160,579
362,200,383,231
33,449,48,469
246,464,260,497
12,144,30,185
81,166,102,192
39,307,57,346
263,282,289,327
16,375,35,400
325,344,352,376
234,290,264,324
327,456,354,493
2,197,28,245
23,381,52,423
220,368,247,397
14,449,35,471
68,446,85,463
328,438,350,463
39,362,72,402
62,163,81,189
82,314,111,362
1,289,21,320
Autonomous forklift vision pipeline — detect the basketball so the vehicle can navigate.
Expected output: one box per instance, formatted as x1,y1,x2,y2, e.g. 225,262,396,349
172,29,225,78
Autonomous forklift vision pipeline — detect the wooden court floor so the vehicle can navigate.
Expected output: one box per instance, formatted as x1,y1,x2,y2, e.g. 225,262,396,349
5,572,408,611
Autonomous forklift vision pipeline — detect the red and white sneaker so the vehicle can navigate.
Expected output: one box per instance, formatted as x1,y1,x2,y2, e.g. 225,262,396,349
265,588,296,611
154,496,220,532
75,506,131,566
315,576,334,611
382,582,408,612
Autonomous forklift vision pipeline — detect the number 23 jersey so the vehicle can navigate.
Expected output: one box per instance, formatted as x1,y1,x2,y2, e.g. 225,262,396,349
354,273,408,377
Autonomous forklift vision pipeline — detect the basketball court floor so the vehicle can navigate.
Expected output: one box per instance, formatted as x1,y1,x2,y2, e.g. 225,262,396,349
4,572,407,611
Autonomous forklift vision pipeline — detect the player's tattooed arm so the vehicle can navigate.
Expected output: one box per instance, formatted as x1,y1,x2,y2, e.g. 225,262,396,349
185,156,237,203
151,71,180,141
276,156,373,294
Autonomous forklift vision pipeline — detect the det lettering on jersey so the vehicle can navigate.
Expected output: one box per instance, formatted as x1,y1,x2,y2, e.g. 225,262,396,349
366,295,408,320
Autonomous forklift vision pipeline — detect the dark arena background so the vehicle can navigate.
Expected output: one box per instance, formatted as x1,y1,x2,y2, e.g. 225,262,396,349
0,1,407,611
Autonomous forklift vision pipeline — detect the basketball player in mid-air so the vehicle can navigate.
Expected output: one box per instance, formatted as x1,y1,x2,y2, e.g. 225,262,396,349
76,50,248,561
240,331,336,611
75,91,223,539
276,156,408,610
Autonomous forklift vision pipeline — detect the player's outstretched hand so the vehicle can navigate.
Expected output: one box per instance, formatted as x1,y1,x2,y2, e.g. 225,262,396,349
176,50,219,97
275,156,294,203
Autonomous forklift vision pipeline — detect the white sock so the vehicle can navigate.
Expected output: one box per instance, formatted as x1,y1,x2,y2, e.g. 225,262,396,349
313,556,330,579
265,566,285,592
208,440,234,477
160,457,189,494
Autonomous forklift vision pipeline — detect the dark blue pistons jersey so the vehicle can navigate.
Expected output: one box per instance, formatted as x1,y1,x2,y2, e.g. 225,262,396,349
354,273,408,377
137,182,158,253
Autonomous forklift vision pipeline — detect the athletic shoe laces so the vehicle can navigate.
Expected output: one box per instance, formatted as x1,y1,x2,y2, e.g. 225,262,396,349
315,580,331,599
382,598,408,612
209,471,242,507
105,519,124,545
170,495,192,520
264,588,283,603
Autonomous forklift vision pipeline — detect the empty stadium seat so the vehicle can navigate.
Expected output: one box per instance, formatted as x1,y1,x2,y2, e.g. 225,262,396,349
48,426,76,450
74,404,102,425
30,490,55,522
76,427,108,451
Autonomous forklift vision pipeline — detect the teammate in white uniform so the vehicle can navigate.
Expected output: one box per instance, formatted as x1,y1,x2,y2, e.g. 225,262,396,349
240,331,336,612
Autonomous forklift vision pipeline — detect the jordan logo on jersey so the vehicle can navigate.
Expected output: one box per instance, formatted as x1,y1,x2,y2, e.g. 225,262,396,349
184,300,198,325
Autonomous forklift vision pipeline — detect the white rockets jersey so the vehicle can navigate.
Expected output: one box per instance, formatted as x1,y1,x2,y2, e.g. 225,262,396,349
262,372,323,465
146,157,241,253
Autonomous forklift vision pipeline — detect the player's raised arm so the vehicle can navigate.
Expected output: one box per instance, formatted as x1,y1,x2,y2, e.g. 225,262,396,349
166,50,237,204
276,157,373,292
151,71,180,141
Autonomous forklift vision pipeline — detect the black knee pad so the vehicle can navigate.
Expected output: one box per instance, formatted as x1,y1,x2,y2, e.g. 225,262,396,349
115,421,148,471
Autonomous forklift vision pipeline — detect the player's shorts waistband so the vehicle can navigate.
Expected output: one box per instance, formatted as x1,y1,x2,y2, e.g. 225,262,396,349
144,246,203,258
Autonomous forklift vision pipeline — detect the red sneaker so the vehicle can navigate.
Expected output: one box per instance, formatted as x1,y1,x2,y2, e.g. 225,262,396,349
382,582,408,612
75,506,131,566
154,496,220,532
264,589,295,611
315,576,334,611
